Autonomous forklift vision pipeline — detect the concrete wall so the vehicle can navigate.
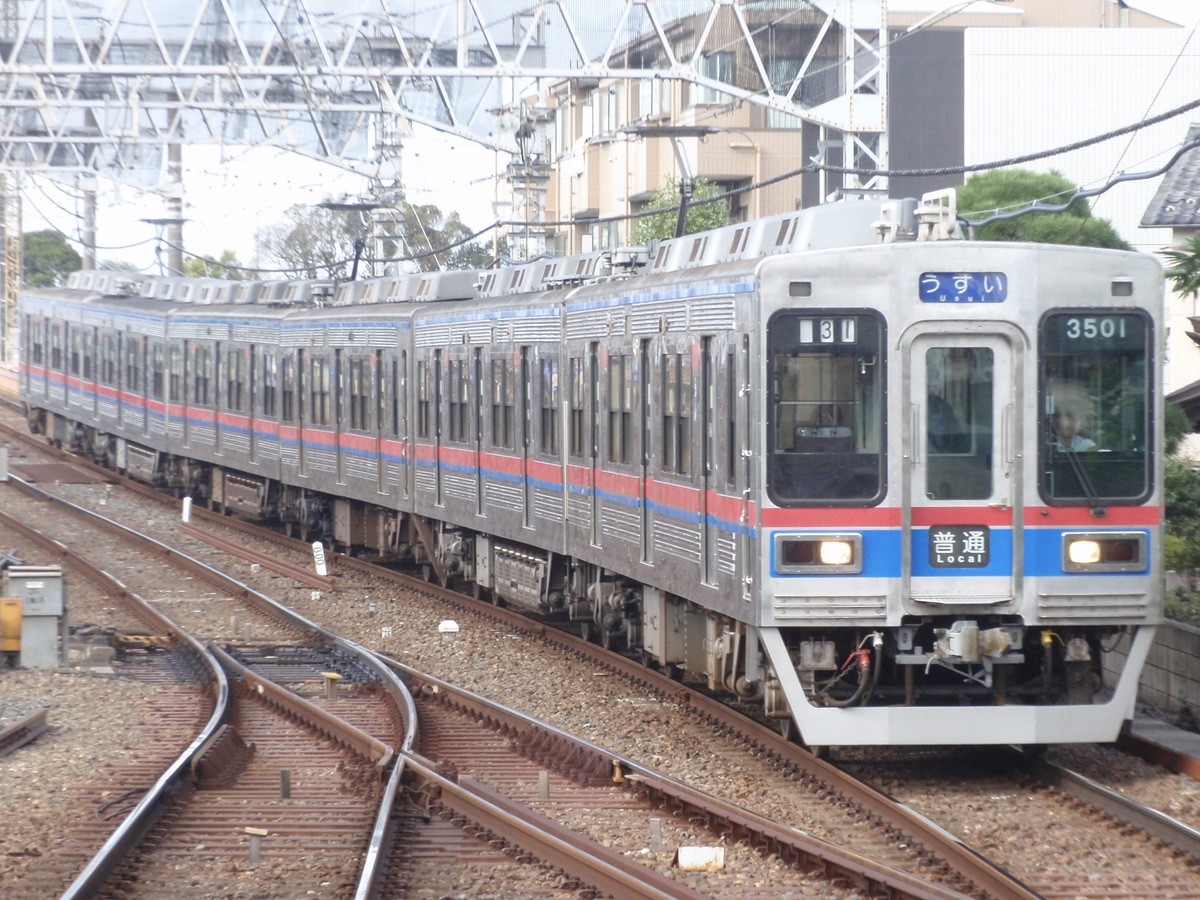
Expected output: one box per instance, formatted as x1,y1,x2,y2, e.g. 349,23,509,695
1104,621,1200,714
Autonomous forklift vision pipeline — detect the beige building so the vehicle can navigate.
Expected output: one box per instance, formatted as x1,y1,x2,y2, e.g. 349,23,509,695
519,0,1178,257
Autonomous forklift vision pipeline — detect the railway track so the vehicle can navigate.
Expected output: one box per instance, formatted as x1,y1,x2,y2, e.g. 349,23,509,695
0,432,991,898
4,416,1200,897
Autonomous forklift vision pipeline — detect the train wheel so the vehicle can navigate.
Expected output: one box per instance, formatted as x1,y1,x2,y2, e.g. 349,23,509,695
421,565,434,583
776,717,795,742
601,627,619,652
580,622,593,643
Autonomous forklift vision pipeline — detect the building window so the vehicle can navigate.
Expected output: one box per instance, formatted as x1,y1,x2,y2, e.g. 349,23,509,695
696,51,734,105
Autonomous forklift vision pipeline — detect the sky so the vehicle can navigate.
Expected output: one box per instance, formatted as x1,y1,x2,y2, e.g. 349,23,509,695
17,0,1200,276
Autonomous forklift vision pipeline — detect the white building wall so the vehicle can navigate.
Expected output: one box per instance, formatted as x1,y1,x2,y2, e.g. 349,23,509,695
965,27,1200,391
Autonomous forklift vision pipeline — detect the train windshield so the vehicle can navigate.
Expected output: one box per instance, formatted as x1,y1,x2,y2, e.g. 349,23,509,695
767,311,885,504
1040,311,1151,503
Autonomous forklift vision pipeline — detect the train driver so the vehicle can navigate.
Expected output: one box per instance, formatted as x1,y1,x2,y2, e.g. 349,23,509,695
1052,401,1097,452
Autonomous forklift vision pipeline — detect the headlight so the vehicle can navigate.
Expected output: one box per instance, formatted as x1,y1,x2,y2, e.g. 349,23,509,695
1062,532,1145,573
775,533,862,575
819,540,854,566
1067,540,1101,565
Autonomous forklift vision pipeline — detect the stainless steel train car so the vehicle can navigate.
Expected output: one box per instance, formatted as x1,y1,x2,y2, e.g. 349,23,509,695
19,191,1165,749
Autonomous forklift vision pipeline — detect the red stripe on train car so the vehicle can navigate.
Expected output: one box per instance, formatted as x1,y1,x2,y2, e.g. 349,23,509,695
761,507,902,528
1024,506,1160,526
646,479,701,514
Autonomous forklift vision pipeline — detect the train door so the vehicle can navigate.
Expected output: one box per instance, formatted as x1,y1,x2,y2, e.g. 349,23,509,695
249,346,258,464
181,341,191,449
701,337,717,585
335,348,345,483
375,350,387,495
904,330,1020,607
474,347,484,515
213,342,223,455
398,349,409,499
589,342,600,545
639,338,651,562
297,349,307,476
141,338,151,438
520,346,531,527
433,348,443,506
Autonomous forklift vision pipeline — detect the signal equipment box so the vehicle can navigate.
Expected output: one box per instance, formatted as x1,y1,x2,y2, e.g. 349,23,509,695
3,566,66,668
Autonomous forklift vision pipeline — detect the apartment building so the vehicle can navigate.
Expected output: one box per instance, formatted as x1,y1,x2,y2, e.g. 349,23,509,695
519,0,1184,260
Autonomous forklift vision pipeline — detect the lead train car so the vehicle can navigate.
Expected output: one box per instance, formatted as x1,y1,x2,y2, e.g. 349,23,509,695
19,195,1165,748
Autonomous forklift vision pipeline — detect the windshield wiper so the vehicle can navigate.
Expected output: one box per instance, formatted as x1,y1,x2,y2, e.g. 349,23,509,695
1059,440,1106,517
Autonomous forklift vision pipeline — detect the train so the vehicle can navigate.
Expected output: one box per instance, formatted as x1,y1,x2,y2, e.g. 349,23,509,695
18,189,1165,749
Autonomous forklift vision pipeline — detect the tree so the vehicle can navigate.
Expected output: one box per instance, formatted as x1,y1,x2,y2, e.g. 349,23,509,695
23,229,81,286
387,202,500,272
955,169,1131,249
1166,401,1193,458
98,259,141,272
256,205,360,280
633,178,731,244
256,201,497,279
1162,233,1200,298
183,250,247,280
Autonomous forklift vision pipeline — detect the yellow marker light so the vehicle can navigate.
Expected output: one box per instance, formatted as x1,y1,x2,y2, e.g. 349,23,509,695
1067,540,1102,565
819,541,854,566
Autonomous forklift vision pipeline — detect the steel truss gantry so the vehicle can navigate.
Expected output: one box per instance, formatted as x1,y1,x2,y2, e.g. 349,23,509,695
0,0,887,359
0,0,886,185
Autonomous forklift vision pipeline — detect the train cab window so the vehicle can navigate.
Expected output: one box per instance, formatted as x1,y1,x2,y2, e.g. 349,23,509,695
1040,311,1151,503
767,311,884,504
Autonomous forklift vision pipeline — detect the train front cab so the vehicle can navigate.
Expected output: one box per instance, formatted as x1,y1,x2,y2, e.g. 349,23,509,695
756,244,1164,748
